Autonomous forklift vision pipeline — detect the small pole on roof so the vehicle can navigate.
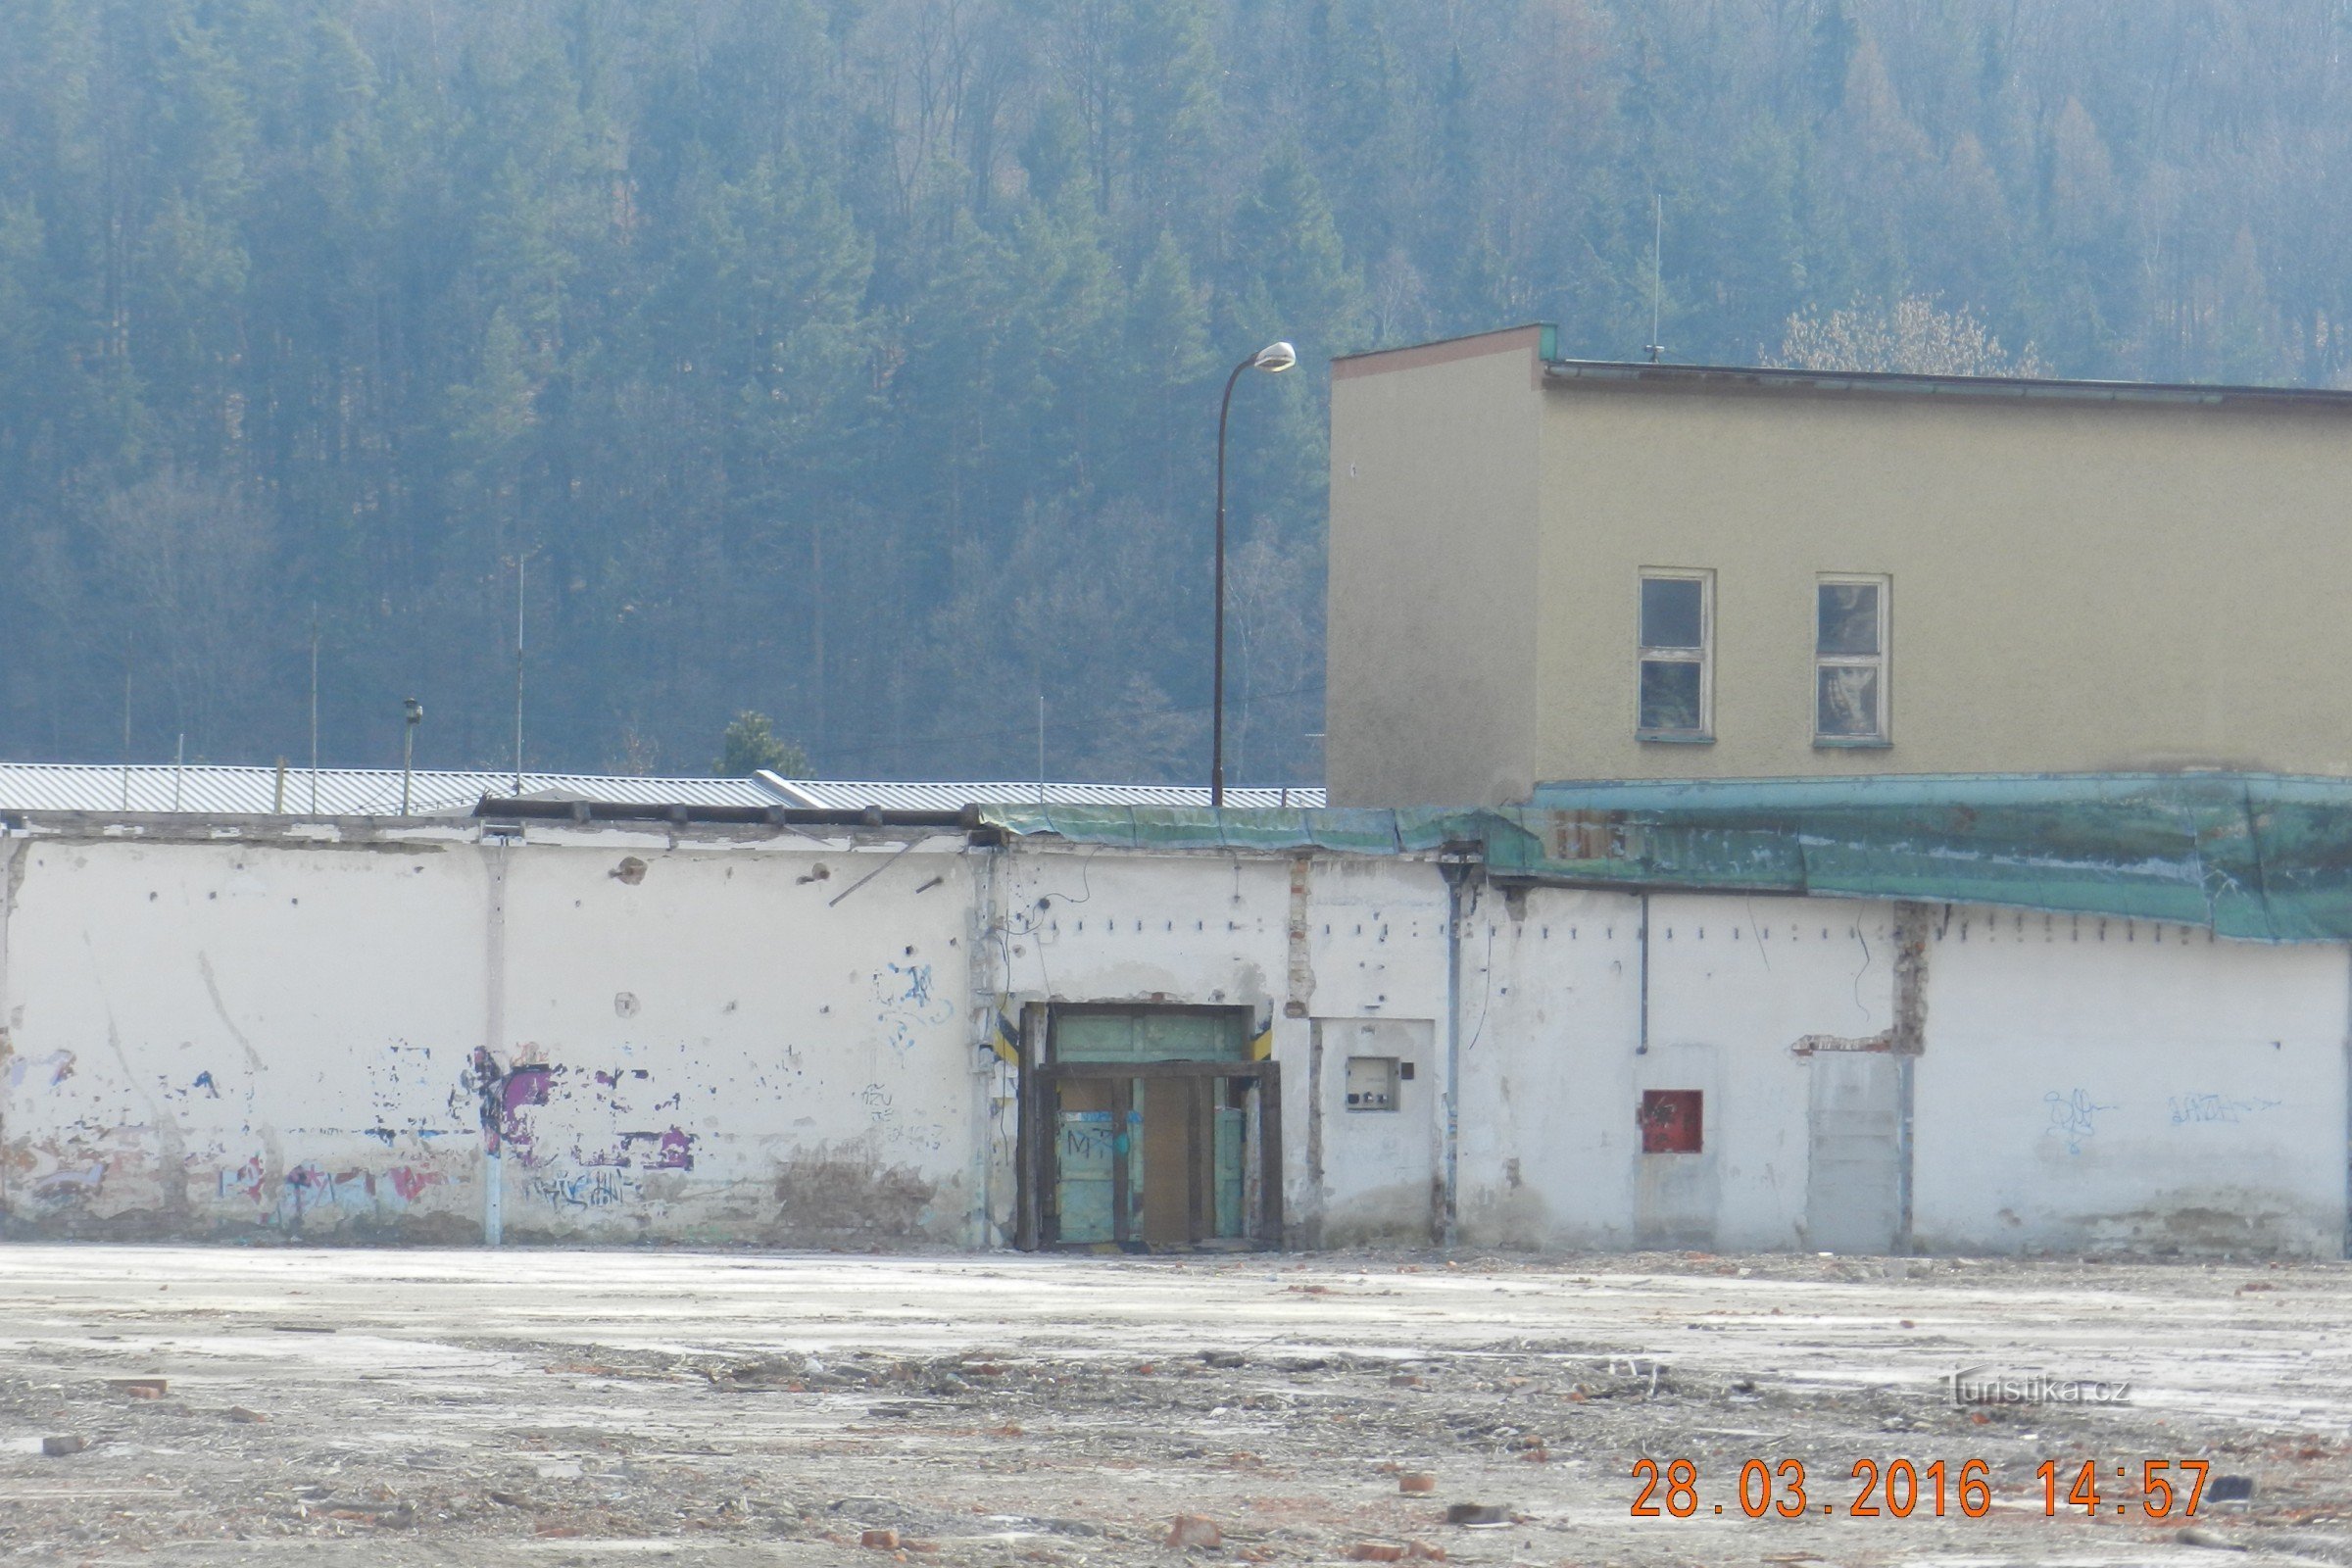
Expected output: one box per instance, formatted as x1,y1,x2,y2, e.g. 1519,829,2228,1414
309,604,320,813
172,734,183,810
1644,192,1665,365
120,648,131,811
1037,691,1046,808
401,697,423,815
513,551,528,795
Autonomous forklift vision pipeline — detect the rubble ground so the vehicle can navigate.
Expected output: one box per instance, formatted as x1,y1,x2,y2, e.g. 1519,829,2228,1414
1,1245,2348,1566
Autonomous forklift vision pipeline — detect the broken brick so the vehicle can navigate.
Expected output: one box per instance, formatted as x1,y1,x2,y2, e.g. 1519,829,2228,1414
1398,1473,1437,1494
40,1435,87,1456
1348,1543,1406,1561
1166,1514,1222,1548
1405,1544,1445,1561
861,1528,901,1549
226,1406,268,1423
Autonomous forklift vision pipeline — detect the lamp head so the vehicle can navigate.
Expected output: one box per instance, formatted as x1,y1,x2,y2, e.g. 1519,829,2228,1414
404,697,423,726
1252,341,1298,373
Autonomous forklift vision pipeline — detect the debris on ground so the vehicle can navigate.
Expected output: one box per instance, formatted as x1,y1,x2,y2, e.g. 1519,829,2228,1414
0,1246,2344,1565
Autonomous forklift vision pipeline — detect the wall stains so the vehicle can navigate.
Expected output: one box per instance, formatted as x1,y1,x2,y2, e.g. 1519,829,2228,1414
768,1145,941,1243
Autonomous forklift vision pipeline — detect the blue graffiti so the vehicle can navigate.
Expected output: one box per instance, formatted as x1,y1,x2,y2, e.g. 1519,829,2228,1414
872,962,955,1057
2168,1093,2282,1126
2043,1088,2116,1155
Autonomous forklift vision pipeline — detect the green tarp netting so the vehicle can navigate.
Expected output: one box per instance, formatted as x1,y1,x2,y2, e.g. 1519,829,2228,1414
977,774,2352,943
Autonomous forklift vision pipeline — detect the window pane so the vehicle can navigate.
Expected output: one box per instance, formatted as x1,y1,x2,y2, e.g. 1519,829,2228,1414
1641,576,1703,650
1817,665,1881,737
1818,582,1880,655
1640,658,1704,732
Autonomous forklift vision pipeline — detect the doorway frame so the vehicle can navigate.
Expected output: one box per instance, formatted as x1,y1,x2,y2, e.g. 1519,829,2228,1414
1016,1003,1284,1251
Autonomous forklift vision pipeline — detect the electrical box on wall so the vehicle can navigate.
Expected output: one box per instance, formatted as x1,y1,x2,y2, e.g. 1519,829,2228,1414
1345,1055,1400,1111
1639,1088,1704,1152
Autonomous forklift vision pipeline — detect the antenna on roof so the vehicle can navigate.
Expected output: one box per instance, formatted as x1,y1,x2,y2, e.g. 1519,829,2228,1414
514,551,528,795
309,605,320,813
1643,192,1665,365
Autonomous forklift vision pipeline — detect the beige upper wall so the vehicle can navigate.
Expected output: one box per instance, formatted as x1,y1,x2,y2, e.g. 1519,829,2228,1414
1327,328,1547,807
1329,336,2352,806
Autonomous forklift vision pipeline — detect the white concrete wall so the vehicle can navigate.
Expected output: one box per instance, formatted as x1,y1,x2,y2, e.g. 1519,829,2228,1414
0,824,982,1246
1449,889,1897,1251
4,822,2344,1257
1914,908,2348,1256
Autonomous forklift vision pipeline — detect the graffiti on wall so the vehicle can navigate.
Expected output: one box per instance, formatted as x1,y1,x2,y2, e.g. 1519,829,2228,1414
2043,1089,2116,1155
4,1050,75,1091
2168,1093,2282,1126
859,1082,946,1155
873,961,954,1058
529,1166,631,1209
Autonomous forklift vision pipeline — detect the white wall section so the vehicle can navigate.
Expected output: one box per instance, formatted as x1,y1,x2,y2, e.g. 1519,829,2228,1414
1,818,2341,1258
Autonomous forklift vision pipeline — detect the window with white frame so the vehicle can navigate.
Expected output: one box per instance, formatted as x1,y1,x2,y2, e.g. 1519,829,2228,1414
1638,570,1712,738
1815,575,1889,743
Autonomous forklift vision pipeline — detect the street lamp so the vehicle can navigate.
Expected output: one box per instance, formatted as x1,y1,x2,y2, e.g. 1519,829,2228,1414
1212,340,1296,807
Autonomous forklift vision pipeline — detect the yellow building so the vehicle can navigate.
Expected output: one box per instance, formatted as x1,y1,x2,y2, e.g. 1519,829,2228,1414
1327,323,2352,807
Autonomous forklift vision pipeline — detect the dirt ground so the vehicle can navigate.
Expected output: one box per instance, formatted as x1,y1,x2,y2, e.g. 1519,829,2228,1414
1,1246,2348,1567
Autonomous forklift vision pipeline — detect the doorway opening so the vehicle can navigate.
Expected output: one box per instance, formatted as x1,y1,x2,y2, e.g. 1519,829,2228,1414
1017,1004,1282,1250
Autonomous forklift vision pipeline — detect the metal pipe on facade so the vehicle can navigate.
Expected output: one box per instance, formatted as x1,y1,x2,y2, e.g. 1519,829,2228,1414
481,835,509,1248
1637,892,1650,1055
1440,858,1470,1248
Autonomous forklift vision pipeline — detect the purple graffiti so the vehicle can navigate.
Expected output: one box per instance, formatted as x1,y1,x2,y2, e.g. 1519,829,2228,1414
498,1064,556,1164
466,1051,559,1162
618,1127,696,1171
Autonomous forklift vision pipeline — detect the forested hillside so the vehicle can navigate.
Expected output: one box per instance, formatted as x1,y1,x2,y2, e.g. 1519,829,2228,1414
4,1,2346,783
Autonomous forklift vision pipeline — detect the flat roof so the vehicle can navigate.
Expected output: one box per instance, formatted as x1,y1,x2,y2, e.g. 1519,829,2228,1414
1332,322,2352,412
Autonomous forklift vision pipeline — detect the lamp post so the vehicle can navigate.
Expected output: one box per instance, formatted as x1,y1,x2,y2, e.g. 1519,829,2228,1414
1212,339,1297,807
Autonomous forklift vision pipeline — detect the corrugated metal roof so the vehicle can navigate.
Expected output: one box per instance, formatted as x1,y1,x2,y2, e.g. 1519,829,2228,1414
760,775,1325,811
0,762,1324,817
0,763,777,816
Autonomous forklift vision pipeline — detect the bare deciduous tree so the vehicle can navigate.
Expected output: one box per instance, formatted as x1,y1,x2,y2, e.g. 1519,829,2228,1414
1768,296,2053,377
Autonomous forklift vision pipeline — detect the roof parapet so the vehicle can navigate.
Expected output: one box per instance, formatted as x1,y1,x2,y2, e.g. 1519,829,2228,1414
1541,357,2352,412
